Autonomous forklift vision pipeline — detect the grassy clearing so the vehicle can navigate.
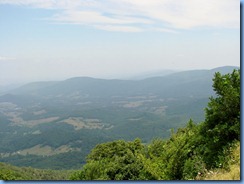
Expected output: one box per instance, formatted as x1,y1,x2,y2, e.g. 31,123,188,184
200,142,240,180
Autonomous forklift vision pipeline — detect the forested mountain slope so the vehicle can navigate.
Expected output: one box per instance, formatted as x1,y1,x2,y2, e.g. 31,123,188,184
70,69,240,180
0,66,239,170
0,68,240,180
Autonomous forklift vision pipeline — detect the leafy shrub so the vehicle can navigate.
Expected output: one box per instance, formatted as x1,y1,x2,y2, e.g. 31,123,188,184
199,69,240,168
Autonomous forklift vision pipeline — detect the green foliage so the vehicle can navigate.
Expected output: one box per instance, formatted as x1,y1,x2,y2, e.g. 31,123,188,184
70,120,203,180
70,139,159,180
199,141,240,180
0,162,73,180
154,120,204,180
0,169,24,180
199,69,240,168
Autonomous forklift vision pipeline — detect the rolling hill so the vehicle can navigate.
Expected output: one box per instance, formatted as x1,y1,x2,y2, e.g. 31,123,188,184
0,66,239,169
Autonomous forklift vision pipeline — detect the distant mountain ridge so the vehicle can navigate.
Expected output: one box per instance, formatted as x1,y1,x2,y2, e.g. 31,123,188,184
8,66,239,98
127,69,178,80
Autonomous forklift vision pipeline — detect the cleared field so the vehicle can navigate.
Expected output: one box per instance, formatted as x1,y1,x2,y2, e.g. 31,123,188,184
11,145,80,156
9,115,59,127
61,117,108,130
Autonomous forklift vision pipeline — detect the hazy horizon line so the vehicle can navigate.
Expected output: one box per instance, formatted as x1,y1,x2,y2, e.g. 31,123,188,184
0,65,239,88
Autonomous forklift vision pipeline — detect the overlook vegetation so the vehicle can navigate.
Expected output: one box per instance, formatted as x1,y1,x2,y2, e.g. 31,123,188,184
0,162,73,180
0,68,240,180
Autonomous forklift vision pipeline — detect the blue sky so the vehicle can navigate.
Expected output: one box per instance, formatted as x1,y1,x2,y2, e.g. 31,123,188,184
0,0,240,85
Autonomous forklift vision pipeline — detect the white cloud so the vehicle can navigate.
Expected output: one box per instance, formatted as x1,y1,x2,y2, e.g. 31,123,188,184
0,0,240,32
50,10,152,25
94,25,143,32
0,0,97,9
117,0,240,29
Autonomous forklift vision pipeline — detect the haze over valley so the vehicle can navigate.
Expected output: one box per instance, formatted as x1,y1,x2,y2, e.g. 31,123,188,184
0,66,239,169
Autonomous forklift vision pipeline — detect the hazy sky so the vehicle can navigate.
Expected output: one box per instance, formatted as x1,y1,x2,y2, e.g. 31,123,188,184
0,0,240,85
